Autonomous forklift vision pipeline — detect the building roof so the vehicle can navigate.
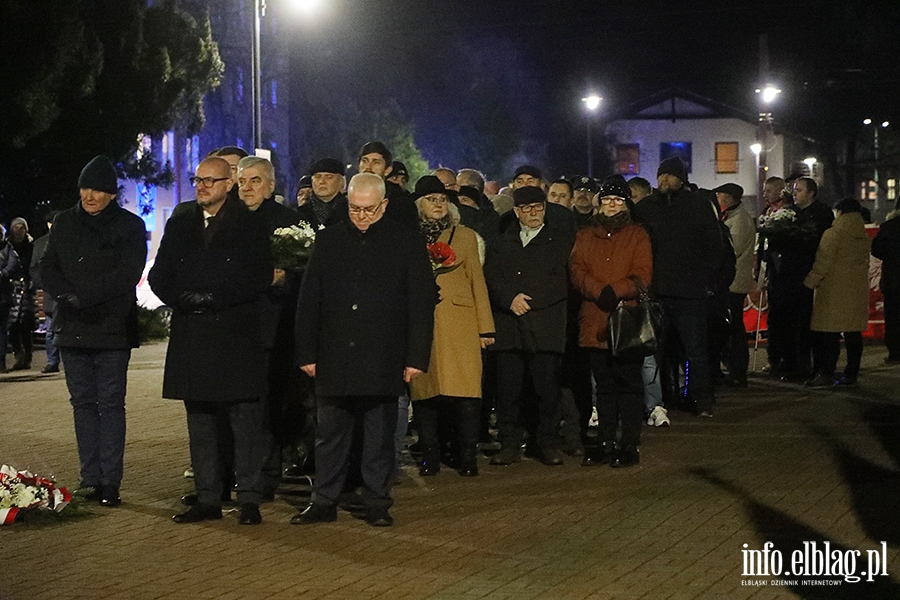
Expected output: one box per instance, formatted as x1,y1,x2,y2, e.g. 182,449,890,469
609,88,758,123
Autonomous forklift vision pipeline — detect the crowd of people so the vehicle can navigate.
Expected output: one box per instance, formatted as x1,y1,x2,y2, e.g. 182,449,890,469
8,140,895,528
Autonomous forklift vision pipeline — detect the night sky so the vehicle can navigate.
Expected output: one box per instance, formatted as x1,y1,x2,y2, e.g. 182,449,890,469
285,0,900,179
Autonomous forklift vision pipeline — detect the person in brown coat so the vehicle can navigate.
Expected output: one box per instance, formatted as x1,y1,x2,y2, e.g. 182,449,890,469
804,198,872,387
570,177,652,467
409,176,495,476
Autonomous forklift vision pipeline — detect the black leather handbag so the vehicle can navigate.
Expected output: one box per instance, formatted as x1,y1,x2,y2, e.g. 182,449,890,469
608,276,662,361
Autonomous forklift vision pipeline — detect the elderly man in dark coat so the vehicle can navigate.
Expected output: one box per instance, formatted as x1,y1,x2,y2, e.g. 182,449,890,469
40,155,147,507
485,186,574,467
292,172,434,527
149,156,272,525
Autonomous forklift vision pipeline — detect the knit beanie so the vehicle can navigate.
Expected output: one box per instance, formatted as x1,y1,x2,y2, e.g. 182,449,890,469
78,156,118,194
10,217,28,232
657,156,688,183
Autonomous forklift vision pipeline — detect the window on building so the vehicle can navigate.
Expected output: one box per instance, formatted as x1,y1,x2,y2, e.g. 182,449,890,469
615,144,640,175
888,178,896,201
190,135,200,172
715,142,739,174
660,142,692,173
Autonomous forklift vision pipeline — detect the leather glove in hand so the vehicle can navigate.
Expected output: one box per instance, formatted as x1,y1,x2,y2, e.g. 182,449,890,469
178,291,214,314
598,285,618,313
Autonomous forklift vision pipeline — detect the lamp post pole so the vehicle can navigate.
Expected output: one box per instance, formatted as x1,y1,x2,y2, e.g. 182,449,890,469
582,95,601,178
252,0,265,151
864,118,890,215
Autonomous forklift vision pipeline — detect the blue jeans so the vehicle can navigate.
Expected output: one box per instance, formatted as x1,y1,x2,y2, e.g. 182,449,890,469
61,348,131,489
642,354,663,412
45,315,60,368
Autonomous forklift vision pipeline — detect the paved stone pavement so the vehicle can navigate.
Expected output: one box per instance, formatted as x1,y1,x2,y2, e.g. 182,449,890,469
2,341,900,599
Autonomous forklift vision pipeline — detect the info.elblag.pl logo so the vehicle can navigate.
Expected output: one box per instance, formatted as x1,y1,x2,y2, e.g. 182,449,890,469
741,541,889,586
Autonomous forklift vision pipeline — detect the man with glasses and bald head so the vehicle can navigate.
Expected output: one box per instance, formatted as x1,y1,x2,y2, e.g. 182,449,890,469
292,173,434,527
150,156,273,526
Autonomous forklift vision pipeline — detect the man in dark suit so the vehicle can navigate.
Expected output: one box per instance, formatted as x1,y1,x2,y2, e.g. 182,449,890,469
149,156,273,525
292,173,434,527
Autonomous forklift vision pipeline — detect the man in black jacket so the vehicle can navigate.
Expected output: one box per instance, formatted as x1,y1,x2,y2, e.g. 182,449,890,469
485,186,574,466
149,157,273,526
632,157,723,417
292,173,434,527
40,155,147,507
358,141,419,230
295,158,348,230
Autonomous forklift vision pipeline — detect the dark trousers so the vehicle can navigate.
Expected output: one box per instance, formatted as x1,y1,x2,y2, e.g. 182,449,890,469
184,399,267,506
415,396,481,465
725,292,750,380
884,290,900,360
660,297,714,411
495,351,561,452
60,348,131,490
589,349,644,447
812,331,863,378
9,310,35,364
557,346,593,444
313,395,396,510
767,283,814,375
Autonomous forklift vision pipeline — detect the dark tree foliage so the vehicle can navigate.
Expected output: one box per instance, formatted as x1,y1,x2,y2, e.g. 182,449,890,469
0,0,223,227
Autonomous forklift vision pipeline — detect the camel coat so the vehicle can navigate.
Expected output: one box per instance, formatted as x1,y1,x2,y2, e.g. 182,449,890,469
804,212,871,333
410,225,495,401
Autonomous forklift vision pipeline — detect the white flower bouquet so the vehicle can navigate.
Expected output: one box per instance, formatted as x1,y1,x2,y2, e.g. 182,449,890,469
0,464,72,525
271,221,318,271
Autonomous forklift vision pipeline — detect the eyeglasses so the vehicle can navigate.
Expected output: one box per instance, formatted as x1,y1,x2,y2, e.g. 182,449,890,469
516,203,545,214
600,196,626,205
423,194,449,205
189,176,230,188
348,200,385,216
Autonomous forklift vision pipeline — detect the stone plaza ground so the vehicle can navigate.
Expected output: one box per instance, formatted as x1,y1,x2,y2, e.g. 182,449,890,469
1,341,899,599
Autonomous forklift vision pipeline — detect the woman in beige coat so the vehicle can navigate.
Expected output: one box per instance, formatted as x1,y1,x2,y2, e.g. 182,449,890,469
804,198,871,387
409,176,495,476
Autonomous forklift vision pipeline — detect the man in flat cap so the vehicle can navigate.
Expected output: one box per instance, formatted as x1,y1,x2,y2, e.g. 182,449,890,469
40,155,147,507
570,176,599,228
632,156,725,417
386,161,409,191
297,158,348,230
712,183,755,387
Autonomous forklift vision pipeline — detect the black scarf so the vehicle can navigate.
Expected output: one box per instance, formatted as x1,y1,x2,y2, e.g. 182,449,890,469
309,194,337,227
592,211,632,233
419,215,453,244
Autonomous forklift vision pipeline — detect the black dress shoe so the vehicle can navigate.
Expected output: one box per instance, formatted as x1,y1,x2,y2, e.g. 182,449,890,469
419,460,440,476
365,508,393,527
457,458,479,477
173,503,222,523
181,493,198,506
611,445,640,468
541,448,564,466
582,442,615,466
99,486,121,507
290,503,337,525
238,503,262,525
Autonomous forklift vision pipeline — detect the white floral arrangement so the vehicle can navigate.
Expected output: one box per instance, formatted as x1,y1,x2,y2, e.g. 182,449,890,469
0,464,72,525
758,206,796,229
272,221,318,270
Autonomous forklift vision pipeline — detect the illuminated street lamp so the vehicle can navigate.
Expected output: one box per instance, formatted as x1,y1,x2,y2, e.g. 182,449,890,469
803,157,817,176
582,94,602,178
863,118,890,213
754,84,781,205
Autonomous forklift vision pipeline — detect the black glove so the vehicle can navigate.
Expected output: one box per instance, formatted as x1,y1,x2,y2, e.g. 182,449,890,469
598,285,618,312
178,291,214,314
57,292,82,310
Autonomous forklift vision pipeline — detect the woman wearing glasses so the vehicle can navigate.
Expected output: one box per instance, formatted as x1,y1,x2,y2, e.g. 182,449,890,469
409,175,495,477
569,175,652,468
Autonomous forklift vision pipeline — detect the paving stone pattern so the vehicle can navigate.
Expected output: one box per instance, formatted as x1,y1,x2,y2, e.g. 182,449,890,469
2,342,900,599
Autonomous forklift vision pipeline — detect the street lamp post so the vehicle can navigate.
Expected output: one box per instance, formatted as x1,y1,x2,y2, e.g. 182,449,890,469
754,84,781,205
582,94,601,178
252,0,265,152
863,118,890,215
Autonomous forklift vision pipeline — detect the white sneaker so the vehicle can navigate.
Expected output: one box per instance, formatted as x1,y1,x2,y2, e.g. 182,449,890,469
647,406,670,427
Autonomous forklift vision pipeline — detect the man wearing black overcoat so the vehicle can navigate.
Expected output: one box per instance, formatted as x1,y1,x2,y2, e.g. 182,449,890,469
149,157,273,525
292,173,434,527
485,186,574,467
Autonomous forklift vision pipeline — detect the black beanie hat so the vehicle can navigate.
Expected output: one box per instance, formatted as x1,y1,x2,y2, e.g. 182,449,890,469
657,156,688,182
597,174,632,201
78,156,118,194
458,185,481,203
358,141,392,165
513,186,546,206
514,165,542,180
309,158,346,176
